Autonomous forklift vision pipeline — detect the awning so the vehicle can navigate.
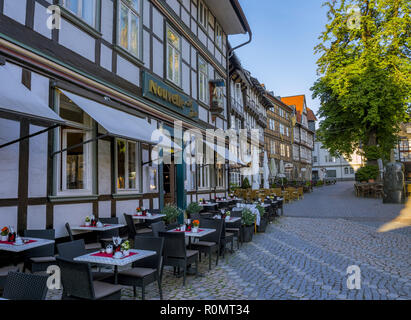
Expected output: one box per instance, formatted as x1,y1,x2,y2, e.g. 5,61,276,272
204,140,245,166
60,90,181,150
0,63,64,124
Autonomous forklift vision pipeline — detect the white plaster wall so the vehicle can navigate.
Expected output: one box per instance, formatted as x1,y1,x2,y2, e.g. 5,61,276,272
191,47,197,70
0,119,20,199
0,207,18,230
191,18,197,35
143,0,151,27
59,19,95,62
143,199,150,209
152,8,164,41
143,30,151,68
54,203,93,238
98,201,111,218
182,63,190,95
153,198,159,209
153,38,164,78
116,55,140,86
198,106,207,122
100,44,112,71
191,71,197,100
33,2,52,39
3,0,26,25
181,38,190,63
198,29,207,47
186,195,191,205
101,0,113,43
166,0,180,15
28,125,48,198
98,140,111,195
31,72,50,106
181,8,190,27
182,0,190,10
116,200,138,224
27,205,46,230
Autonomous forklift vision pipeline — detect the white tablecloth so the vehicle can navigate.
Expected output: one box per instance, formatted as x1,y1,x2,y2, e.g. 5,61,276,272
235,203,261,226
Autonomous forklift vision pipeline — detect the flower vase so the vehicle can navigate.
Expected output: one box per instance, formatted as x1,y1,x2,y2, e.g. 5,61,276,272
1,235,7,241
192,227,199,233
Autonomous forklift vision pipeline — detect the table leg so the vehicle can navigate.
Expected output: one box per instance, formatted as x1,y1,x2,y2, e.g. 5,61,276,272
114,265,118,284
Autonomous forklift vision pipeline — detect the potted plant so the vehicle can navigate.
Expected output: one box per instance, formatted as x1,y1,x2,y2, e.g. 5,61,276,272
241,177,251,189
162,205,181,225
256,204,268,233
225,211,231,222
192,219,200,233
355,165,379,183
121,240,130,256
241,208,255,243
136,207,142,216
84,216,91,227
1,227,8,241
186,202,202,219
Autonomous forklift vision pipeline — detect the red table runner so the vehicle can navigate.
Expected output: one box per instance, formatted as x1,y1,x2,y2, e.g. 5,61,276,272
91,252,137,259
0,239,37,245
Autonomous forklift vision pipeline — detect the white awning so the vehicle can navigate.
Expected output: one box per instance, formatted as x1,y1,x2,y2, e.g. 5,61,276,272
0,63,64,124
204,140,245,166
60,90,181,150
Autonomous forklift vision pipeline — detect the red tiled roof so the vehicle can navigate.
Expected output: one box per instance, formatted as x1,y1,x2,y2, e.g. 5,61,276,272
281,95,317,123
307,109,317,121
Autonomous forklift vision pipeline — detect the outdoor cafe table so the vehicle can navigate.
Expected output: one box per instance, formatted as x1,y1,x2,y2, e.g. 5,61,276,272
70,224,125,232
212,216,241,225
74,249,156,284
0,238,55,253
129,213,166,221
199,203,218,211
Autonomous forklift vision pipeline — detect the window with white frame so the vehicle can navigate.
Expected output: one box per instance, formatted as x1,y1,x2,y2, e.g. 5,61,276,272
61,0,98,27
230,171,240,187
118,0,141,58
198,164,210,189
116,139,140,191
215,22,223,49
57,92,93,193
166,25,181,86
198,0,208,30
280,144,286,157
198,56,208,104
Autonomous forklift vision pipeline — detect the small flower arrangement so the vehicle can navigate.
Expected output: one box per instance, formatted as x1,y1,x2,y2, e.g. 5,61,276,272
1,227,9,236
225,211,231,217
136,207,142,212
192,220,200,227
121,240,130,255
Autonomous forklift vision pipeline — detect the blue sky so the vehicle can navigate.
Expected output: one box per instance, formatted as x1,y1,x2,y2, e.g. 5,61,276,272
229,0,329,116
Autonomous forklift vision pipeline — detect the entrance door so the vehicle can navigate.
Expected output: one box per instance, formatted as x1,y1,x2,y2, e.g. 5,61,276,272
163,162,176,205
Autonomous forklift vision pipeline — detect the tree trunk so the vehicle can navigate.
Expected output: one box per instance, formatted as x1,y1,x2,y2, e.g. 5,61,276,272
366,131,378,167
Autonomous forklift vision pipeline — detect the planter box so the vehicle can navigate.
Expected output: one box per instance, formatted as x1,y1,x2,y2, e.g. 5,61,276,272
257,218,268,233
241,225,254,243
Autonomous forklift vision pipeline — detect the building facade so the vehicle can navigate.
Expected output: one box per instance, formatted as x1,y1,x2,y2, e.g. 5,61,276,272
264,93,294,181
281,95,315,181
312,140,365,181
0,0,250,237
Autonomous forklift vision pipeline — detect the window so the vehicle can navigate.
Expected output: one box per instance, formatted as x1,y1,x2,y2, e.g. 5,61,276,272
314,156,318,163
280,144,286,157
350,168,354,174
230,171,240,187
286,146,290,158
198,0,208,30
118,0,140,57
166,25,181,86
344,167,349,175
216,164,225,189
61,0,98,27
198,165,210,189
215,23,223,49
116,139,140,191
198,56,208,103
57,92,93,194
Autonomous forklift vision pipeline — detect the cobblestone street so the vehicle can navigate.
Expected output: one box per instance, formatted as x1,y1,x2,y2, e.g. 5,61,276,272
47,182,411,300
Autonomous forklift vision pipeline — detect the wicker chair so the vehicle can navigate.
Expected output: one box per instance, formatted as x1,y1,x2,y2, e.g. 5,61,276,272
151,221,166,237
2,271,48,300
22,229,56,273
116,236,164,300
56,257,122,300
0,266,19,290
123,214,152,241
98,217,127,245
65,222,101,251
297,187,304,199
190,218,223,271
158,231,199,287
226,209,242,249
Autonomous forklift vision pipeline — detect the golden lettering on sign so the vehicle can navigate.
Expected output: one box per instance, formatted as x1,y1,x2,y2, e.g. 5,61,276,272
149,79,196,110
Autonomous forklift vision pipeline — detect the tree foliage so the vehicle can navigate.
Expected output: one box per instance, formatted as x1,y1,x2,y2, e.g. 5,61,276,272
312,0,411,162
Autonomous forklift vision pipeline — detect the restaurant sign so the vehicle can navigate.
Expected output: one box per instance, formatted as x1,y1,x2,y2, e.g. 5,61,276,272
142,71,199,120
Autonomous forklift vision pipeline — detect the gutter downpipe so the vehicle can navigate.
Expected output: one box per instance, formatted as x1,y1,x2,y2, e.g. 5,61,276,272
226,24,252,190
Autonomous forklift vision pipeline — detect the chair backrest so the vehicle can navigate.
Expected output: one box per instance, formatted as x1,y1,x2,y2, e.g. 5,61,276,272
3,271,48,300
189,212,200,221
132,236,164,270
151,221,166,237
165,222,179,231
199,218,223,243
57,239,86,260
124,213,137,239
23,229,55,258
99,217,120,239
65,223,74,241
158,231,186,259
56,257,95,300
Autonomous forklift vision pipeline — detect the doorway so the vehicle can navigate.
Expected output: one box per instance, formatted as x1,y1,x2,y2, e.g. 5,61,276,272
163,162,176,205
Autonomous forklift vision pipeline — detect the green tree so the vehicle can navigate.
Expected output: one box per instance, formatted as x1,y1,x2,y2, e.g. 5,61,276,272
312,0,410,164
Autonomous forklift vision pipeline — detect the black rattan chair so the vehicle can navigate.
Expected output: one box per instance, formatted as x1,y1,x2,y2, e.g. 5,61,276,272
124,214,152,240
65,222,101,251
116,236,164,300
98,217,127,244
22,229,56,273
0,266,19,290
190,218,222,270
56,257,122,300
151,221,166,237
158,231,199,287
3,271,48,300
